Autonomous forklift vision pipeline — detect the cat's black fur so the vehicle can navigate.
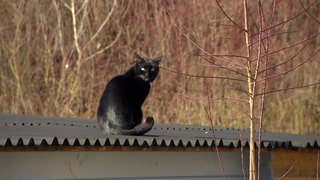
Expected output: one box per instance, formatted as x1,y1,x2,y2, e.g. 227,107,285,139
97,53,162,135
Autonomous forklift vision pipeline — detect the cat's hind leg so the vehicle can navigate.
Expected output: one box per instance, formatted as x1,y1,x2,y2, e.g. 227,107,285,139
97,116,112,134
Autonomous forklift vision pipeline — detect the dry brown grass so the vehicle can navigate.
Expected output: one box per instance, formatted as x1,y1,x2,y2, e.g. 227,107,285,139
0,0,319,135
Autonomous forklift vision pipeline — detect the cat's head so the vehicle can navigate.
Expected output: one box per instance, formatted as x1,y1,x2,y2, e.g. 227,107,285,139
134,53,162,82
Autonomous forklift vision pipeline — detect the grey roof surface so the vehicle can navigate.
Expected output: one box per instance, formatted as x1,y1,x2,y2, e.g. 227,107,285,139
0,113,319,149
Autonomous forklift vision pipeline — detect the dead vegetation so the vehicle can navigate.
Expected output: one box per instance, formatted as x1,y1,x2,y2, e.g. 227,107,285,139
0,0,319,135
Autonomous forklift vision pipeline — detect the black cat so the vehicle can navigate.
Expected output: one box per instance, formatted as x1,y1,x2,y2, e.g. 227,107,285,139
97,53,162,135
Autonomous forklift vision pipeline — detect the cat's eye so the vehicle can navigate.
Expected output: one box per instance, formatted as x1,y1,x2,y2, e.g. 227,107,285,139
140,67,146,72
150,67,155,72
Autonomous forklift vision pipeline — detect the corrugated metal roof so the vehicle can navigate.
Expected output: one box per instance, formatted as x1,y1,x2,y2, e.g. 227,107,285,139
0,113,319,149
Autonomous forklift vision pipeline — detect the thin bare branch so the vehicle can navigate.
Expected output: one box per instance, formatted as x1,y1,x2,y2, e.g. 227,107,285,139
177,92,248,103
167,11,211,56
250,30,297,47
203,80,226,180
256,82,320,96
62,0,71,10
298,0,320,25
198,55,248,78
256,1,264,179
53,1,65,57
252,31,320,64
215,0,246,32
85,0,116,48
317,150,319,180
199,53,247,59
70,0,82,61
261,48,320,81
198,54,247,69
76,0,89,15
257,38,309,76
262,1,317,33
160,66,247,83
83,30,121,61
239,129,246,180
278,159,297,180
168,11,247,69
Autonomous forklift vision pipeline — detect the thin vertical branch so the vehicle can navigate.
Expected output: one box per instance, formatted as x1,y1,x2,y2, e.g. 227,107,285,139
243,0,256,179
257,1,275,179
85,0,117,48
77,0,89,38
203,80,226,180
317,150,319,180
53,0,67,111
240,129,246,180
256,1,265,179
70,0,82,62
61,0,87,115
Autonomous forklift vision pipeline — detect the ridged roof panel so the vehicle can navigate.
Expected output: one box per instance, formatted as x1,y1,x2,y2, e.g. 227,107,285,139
0,114,319,150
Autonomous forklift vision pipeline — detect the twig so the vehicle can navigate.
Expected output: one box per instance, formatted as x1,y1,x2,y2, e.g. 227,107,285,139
257,32,320,75
256,82,320,96
199,53,247,59
257,39,309,76
77,0,89,38
177,92,248,103
278,159,297,179
298,0,320,25
85,0,117,48
240,129,246,180
317,150,319,180
198,54,248,69
261,48,320,81
83,30,121,61
160,66,247,82
215,0,246,32
53,0,67,108
70,0,82,61
198,55,248,78
262,1,316,33
168,11,247,69
203,79,226,180
256,1,268,179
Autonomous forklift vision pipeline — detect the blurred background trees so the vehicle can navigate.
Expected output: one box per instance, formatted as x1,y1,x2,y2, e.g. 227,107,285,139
0,0,319,135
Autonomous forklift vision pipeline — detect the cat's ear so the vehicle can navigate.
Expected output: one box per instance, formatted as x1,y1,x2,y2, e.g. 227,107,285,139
134,53,144,63
153,55,162,65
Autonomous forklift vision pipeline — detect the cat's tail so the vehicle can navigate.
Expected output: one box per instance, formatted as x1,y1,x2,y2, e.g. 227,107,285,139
98,116,155,136
118,117,154,136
